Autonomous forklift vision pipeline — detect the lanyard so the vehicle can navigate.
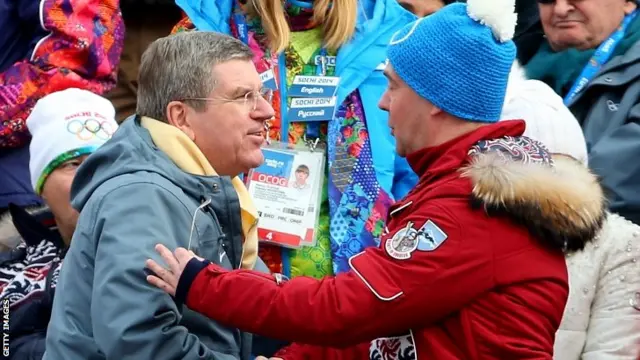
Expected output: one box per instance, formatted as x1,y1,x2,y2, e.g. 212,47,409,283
305,48,329,139
233,9,333,141
564,10,638,105
233,11,286,139
280,49,331,141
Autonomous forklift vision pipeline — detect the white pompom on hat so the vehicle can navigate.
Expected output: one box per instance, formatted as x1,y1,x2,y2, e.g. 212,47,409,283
501,62,588,166
27,88,118,194
466,0,518,43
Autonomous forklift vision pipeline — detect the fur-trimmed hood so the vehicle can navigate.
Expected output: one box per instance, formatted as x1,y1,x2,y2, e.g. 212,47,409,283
461,149,607,253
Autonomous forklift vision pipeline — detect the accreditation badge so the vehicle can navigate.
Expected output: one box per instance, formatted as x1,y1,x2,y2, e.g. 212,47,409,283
246,142,325,248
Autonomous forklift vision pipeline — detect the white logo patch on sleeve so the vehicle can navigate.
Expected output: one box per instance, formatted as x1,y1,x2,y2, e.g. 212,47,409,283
385,222,420,260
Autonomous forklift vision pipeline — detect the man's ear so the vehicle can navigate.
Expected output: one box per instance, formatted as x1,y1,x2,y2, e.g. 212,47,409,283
166,101,196,141
625,0,638,14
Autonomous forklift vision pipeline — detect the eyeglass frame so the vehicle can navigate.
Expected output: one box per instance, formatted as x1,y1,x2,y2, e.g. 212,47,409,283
180,87,274,112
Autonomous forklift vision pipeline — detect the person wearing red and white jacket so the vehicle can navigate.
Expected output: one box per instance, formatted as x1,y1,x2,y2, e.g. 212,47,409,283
502,60,640,360
146,1,607,359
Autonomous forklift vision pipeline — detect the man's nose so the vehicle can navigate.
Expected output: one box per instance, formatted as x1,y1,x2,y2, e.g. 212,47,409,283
252,96,276,121
553,0,574,18
378,91,390,112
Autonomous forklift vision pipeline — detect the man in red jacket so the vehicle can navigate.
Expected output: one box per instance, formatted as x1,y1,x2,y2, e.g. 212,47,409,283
146,1,606,359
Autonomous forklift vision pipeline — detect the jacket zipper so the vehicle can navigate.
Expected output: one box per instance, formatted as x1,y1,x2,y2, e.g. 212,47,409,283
218,181,240,269
45,253,62,294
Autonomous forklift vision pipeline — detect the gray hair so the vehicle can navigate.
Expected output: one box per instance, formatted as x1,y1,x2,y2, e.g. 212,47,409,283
136,31,254,122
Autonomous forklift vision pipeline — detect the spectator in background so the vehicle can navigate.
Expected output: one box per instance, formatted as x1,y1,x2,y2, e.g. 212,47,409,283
502,61,640,360
396,0,544,63
44,32,273,360
0,0,124,221
0,89,118,359
106,2,183,121
172,0,419,285
526,0,640,225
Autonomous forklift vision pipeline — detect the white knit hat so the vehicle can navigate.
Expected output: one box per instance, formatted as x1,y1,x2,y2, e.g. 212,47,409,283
27,88,118,194
501,62,588,166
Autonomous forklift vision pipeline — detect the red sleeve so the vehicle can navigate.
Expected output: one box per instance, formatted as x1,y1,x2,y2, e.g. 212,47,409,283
0,0,124,148
184,205,494,347
273,342,370,360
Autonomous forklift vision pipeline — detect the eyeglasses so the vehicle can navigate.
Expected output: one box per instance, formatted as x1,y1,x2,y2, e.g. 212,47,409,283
182,88,274,111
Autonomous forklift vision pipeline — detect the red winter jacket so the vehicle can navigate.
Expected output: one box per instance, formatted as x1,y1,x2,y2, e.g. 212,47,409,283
176,121,605,359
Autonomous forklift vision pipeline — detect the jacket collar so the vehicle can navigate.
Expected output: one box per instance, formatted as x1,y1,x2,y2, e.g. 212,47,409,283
406,120,526,182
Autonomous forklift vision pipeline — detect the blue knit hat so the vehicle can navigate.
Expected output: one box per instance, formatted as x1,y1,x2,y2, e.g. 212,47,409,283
388,0,517,122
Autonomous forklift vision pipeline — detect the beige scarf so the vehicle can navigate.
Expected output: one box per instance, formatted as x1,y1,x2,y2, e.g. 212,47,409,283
141,116,258,269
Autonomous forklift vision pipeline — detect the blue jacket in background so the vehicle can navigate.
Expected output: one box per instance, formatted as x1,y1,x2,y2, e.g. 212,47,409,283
0,147,42,211
0,0,46,73
0,0,47,210
175,0,419,201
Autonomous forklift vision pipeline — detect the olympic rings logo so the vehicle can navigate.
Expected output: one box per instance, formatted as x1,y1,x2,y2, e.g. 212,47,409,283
66,119,115,141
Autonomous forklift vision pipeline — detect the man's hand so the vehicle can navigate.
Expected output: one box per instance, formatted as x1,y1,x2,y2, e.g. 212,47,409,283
146,244,202,296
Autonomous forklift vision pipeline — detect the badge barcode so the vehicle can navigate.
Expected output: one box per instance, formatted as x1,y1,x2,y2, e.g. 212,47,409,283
283,208,304,216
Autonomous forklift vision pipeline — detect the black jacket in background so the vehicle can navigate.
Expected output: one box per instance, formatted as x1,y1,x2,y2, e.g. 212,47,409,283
0,205,63,360
513,0,544,64
445,0,544,64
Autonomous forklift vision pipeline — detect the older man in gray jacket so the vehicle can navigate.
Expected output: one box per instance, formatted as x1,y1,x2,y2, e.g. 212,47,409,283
526,0,640,225
43,32,275,359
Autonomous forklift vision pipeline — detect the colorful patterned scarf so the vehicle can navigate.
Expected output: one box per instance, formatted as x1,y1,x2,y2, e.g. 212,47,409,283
174,1,393,277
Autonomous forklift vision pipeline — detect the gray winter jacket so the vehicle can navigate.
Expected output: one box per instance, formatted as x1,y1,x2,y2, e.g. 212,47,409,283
568,40,640,225
43,116,265,360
